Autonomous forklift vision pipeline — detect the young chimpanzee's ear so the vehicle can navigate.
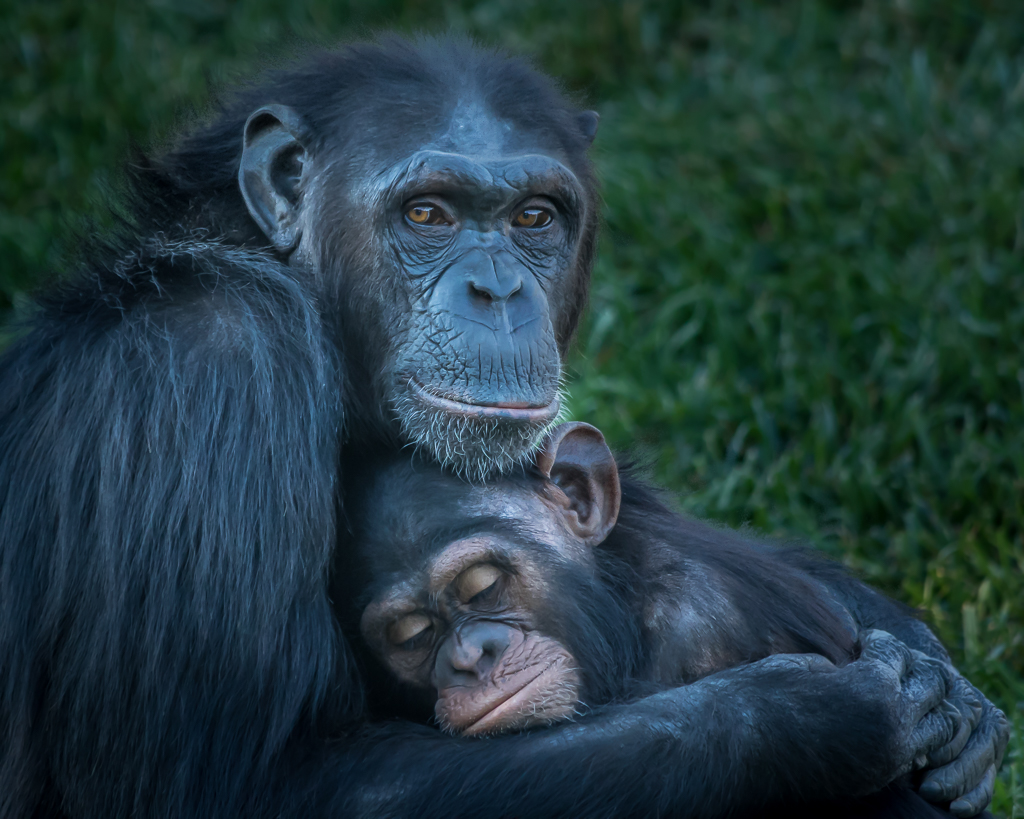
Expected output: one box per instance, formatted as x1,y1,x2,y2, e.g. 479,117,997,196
535,422,621,546
238,104,310,254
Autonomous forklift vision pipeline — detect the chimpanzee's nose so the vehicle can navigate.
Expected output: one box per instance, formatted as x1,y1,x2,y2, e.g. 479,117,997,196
468,266,522,305
433,621,514,689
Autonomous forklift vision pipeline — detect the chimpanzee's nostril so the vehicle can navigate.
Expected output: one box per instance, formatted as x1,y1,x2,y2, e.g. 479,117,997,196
469,281,495,304
466,271,523,305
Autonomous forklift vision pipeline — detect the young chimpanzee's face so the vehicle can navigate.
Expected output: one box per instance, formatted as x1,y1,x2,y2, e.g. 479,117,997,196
350,423,624,736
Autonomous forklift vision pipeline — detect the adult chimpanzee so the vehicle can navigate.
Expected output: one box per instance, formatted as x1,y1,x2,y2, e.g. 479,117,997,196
0,35,1000,819
341,423,1009,818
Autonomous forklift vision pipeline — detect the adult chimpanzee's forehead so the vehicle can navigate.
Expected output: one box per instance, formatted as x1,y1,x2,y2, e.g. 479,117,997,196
348,96,576,179
427,98,563,159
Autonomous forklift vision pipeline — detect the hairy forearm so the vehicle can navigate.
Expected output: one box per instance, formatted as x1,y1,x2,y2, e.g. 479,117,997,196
307,658,909,819
317,698,737,819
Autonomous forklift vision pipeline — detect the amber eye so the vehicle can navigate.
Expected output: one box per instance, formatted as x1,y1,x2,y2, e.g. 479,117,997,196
405,204,449,226
454,564,503,604
388,613,433,648
512,208,552,229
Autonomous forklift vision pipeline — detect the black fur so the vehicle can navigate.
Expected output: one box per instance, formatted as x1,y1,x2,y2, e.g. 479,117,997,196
608,473,859,672
0,36,992,819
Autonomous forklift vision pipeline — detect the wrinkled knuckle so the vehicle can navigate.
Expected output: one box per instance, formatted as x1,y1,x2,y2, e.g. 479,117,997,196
941,700,963,735
857,659,899,694
931,767,960,799
860,628,888,645
915,653,951,685
950,676,982,717
859,629,895,657
927,718,969,768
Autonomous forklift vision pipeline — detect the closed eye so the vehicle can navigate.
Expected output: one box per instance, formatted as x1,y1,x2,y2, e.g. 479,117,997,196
388,613,434,649
454,563,503,605
467,581,501,606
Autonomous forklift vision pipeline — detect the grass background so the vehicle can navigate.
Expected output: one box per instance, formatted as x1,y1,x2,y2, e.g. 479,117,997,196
2,0,1021,813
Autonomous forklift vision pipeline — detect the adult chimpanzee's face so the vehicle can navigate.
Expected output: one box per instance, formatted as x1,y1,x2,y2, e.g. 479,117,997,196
378,120,588,476
238,96,597,479
349,424,623,736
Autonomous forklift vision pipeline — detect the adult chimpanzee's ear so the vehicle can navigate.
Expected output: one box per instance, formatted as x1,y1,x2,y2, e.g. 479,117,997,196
238,104,310,254
577,111,600,145
535,422,620,546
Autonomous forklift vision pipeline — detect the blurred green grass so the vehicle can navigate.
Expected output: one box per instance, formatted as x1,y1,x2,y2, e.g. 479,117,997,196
2,0,1021,813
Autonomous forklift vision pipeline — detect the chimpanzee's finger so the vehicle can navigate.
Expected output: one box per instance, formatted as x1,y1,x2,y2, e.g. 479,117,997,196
910,699,962,769
919,720,996,803
926,676,982,768
920,698,1009,808
902,650,955,727
949,765,996,818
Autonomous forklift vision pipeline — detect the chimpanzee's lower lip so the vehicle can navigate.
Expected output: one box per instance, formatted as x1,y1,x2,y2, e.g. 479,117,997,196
459,662,568,736
410,379,559,423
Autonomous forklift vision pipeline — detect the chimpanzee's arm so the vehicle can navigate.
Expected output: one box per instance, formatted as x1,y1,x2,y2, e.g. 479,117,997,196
795,557,1010,817
292,631,958,819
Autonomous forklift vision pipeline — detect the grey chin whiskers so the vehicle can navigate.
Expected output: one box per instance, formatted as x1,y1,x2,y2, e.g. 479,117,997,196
393,386,568,482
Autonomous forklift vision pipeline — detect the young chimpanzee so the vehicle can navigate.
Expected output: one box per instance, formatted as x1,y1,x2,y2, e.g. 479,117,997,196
339,422,1007,818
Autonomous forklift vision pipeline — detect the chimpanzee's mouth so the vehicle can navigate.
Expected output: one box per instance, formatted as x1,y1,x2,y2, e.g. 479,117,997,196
458,661,574,737
410,379,559,423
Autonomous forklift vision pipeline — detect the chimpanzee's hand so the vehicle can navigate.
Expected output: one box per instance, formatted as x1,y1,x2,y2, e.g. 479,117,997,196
562,629,962,814
917,671,1010,817
854,631,965,779
676,629,963,804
